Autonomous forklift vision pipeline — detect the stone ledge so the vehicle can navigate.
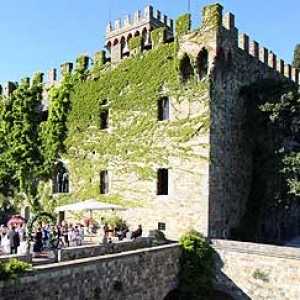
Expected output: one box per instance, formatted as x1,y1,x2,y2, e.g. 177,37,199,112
0,254,32,263
35,242,180,271
212,239,300,260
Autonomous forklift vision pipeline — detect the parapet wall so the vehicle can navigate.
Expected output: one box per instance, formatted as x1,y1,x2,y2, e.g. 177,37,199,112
213,239,300,299
0,244,180,300
221,9,299,85
59,237,153,262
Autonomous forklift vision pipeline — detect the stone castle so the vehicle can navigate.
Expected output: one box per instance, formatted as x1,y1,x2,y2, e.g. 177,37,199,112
1,3,299,242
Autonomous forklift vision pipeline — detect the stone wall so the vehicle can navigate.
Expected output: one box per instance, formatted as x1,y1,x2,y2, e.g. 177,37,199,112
0,243,181,300
2,239,300,300
213,239,300,300
0,253,31,264
59,237,153,261
208,9,296,239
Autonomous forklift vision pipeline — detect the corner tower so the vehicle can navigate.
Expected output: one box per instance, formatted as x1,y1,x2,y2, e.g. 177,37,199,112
105,6,174,63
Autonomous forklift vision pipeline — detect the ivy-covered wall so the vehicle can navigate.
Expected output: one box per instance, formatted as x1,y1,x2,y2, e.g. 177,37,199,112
58,41,211,239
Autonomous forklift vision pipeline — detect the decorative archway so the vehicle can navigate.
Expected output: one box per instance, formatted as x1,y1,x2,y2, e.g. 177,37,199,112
26,211,59,256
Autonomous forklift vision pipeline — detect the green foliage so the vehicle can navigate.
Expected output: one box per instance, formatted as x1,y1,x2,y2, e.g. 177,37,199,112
282,153,300,196
293,44,300,69
104,215,127,229
253,269,269,282
233,79,300,242
151,27,166,48
175,14,191,36
94,51,106,66
41,74,73,173
128,36,142,52
202,4,223,29
27,211,56,238
178,231,214,299
0,38,210,211
0,73,44,204
259,89,300,197
63,42,209,205
0,259,31,281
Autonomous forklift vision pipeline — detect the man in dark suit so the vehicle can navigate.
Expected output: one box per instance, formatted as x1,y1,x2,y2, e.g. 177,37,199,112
8,226,20,254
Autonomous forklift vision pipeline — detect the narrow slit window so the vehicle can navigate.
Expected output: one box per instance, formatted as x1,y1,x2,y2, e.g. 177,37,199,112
158,97,169,121
100,99,109,129
100,110,109,129
157,168,168,195
100,170,109,194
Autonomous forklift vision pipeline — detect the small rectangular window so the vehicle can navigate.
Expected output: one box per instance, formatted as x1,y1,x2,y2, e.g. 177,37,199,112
100,170,109,194
100,110,109,129
158,97,169,121
157,168,168,195
158,222,166,231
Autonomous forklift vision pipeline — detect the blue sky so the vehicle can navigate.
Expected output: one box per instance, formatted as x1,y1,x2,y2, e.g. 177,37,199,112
0,0,299,85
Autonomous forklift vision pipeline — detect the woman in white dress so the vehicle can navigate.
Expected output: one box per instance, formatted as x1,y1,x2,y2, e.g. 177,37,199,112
1,233,10,254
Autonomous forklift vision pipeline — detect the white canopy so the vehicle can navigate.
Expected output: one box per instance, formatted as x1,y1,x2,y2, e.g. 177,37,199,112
55,199,126,213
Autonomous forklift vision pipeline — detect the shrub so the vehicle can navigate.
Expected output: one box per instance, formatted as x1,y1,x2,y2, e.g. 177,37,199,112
0,259,32,281
178,230,214,299
104,215,127,229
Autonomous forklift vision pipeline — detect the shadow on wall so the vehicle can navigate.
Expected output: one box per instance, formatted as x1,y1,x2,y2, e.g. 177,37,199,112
163,287,238,300
163,251,249,300
213,250,251,300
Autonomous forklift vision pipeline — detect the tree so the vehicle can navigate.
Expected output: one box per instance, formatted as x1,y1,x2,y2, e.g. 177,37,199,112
1,74,44,208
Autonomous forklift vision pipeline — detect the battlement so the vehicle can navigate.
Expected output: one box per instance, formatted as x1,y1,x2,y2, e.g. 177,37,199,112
1,3,298,98
105,6,174,64
221,9,299,85
106,6,173,38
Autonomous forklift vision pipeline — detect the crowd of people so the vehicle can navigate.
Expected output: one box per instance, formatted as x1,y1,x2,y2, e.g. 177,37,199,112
0,219,143,256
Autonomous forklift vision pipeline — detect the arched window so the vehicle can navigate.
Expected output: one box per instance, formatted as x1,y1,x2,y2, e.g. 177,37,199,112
53,161,69,194
142,27,150,49
196,48,209,80
127,33,132,42
113,38,119,46
179,54,194,83
120,36,129,58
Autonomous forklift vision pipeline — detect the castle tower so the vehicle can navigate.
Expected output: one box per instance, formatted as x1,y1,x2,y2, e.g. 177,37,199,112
106,6,174,63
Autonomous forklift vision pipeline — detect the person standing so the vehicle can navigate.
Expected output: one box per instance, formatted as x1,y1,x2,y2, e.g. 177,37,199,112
62,223,69,247
8,226,20,255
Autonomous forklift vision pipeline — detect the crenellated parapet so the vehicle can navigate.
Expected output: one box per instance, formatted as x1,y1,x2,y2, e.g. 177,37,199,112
106,6,174,63
220,9,299,85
